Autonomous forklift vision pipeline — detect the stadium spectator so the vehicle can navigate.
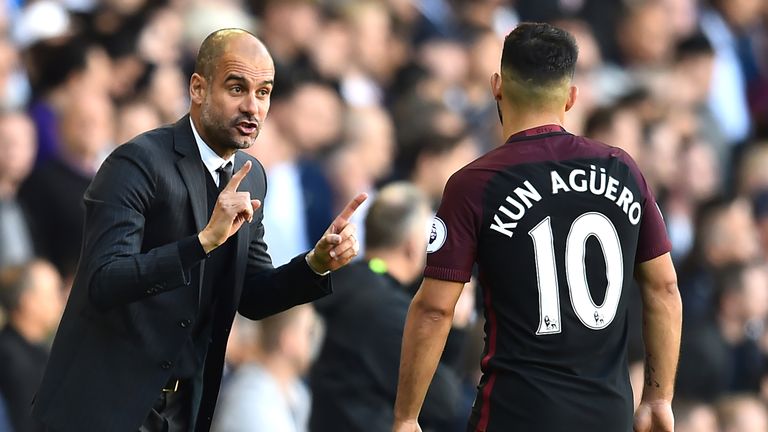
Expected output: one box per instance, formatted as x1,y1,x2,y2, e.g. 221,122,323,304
212,305,318,432
145,64,188,124
0,260,63,432
700,0,759,145
0,394,11,432
222,315,261,376
311,183,463,432
325,105,396,254
584,103,643,162
753,189,768,255
398,130,479,209
716,394,768,432
23,37,111,166
737,142,768,196
259,82,339,266
678,196,761,321
114,99,162,146
616,1,675,67
0,111,36,266
18,92,114,281
0,37,26,110
677,261,768,401
673,399,720,432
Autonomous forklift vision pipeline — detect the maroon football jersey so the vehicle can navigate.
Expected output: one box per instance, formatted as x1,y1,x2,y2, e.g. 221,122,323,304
425,125,671,432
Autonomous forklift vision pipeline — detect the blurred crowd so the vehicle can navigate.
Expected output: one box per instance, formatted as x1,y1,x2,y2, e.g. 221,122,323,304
0,0,767,431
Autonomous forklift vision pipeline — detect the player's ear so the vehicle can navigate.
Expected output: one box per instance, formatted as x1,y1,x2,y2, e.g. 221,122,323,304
491,72,502,101
565,85,578,112
189,73,207,106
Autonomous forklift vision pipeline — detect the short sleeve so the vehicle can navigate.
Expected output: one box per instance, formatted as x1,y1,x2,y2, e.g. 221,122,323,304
424,169,482,283
629,160,672,263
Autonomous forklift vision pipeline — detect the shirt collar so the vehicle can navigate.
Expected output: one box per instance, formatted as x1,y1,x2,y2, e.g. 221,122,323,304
189,117,235,181
504,124,569,144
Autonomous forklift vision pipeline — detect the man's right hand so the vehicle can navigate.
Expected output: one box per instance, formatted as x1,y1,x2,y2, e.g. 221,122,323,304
634,400,674,432
198,160,261,254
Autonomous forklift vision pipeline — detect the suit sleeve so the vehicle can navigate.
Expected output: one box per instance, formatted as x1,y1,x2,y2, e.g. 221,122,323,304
84,143,206,309
237,159,331,320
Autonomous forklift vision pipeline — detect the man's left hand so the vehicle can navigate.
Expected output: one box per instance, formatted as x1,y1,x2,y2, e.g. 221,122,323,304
307,193,368,274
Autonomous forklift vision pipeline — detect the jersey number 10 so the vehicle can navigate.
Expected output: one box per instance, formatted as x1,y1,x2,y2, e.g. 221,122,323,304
529,212,624,335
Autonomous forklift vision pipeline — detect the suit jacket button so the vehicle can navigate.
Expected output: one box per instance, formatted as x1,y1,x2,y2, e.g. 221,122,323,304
179,319,191,328
161,360,173,369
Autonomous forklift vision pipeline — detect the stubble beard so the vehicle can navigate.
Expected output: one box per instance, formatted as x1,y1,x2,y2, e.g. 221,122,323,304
201,104,259,152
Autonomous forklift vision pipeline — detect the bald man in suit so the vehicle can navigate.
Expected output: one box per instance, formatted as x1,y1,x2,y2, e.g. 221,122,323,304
32,28,366,432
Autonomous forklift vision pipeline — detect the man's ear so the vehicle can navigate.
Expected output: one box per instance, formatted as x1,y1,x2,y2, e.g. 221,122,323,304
565,85,578,112
189,73,207,106
490,72,502,101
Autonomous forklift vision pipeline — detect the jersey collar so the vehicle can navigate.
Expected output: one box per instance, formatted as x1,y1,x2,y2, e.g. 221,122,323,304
504,124,570,144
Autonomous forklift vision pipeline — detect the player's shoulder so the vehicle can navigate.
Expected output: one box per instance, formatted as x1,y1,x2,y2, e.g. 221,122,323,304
443,152,500,196
575,135,649,188
575,134,639,168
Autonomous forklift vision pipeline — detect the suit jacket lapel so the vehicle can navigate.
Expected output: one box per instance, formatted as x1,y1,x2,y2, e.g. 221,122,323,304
173,115,207,232
173,115,207,307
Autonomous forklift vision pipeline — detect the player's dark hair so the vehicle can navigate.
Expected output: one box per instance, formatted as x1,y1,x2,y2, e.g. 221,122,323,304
365,183,428,250
501,22,578,92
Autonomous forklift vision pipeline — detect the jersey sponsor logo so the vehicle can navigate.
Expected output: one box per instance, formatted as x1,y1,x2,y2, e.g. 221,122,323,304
427,216,447,253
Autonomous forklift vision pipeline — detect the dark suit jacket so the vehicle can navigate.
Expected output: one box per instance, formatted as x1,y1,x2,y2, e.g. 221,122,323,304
32,116,331,432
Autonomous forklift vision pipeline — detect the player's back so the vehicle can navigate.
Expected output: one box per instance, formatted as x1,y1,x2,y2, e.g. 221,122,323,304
425,125,670,431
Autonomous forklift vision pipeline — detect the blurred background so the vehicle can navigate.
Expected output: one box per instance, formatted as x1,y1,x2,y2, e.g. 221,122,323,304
0,0,767,431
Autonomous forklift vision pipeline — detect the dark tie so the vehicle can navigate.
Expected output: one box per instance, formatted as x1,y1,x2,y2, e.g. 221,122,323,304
216,162,234,193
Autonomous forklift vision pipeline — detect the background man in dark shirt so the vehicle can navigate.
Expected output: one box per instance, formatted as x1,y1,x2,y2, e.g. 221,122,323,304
393,23,682,432
0,260,63,432
32,28,365,432
311,183,472,431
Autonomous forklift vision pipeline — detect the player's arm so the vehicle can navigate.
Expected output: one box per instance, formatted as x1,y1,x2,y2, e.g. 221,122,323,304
633,252,682,431
393,277,464,431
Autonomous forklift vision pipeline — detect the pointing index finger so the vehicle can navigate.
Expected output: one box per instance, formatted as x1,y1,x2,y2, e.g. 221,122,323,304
334,193,368,226
223,160,252,192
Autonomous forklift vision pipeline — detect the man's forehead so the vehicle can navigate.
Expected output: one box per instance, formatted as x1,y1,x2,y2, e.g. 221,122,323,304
215,56,275,81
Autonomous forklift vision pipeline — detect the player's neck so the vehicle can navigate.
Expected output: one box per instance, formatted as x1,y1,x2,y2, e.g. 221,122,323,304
501,111,565,141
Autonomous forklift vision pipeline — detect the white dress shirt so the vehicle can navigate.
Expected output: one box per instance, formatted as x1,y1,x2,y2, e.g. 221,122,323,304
190,118,236,187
